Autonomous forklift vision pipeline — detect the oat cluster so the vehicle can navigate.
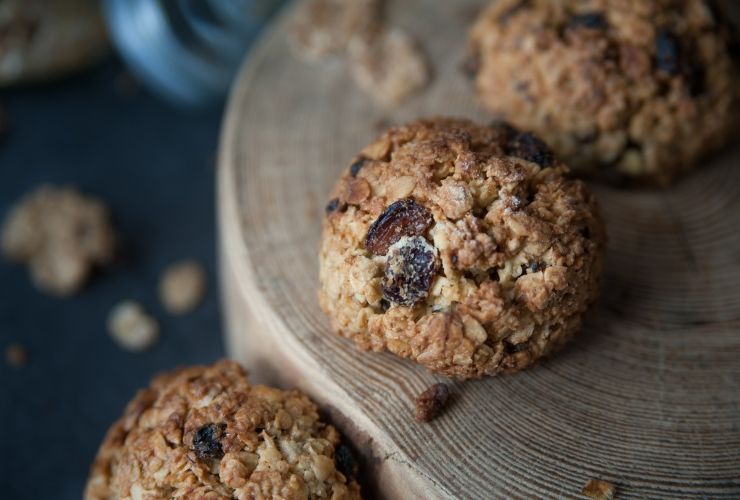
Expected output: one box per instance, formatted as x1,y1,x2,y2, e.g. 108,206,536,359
319,118,605,378
85,360,361,499
1,185,116,296
468,0,739,185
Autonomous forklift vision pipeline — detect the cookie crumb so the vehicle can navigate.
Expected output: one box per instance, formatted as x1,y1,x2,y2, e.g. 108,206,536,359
1,185,116,296
107,301,159,352
289,0,380,61
159,260,207,315
349,28,430,106
5,343,27,368
414,383,450,422
582,479,616,500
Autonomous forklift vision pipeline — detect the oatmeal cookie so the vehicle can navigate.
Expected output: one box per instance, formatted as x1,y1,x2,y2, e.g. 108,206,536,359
1,185,116,296
467,0,739,185
85,360,361,499
319,118,605,379
0,0,108,86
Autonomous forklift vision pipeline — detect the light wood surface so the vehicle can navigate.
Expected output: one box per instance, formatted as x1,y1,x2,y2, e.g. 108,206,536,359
218,1,740,497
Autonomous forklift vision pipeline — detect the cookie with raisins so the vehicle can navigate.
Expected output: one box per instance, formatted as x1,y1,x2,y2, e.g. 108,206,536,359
85,360,361,499
467,0,739,185
319,118,605,378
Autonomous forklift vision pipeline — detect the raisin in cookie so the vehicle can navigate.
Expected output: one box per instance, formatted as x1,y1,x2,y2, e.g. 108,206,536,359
467,0,739,185
85,360,361,499
319,118,605,379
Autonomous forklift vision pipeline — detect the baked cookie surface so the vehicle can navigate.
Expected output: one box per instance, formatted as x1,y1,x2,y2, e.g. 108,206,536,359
467,0,739,185
319,118,605,379
85,360,361,500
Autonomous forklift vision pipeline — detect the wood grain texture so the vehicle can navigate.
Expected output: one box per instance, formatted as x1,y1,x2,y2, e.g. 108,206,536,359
218,1,740,498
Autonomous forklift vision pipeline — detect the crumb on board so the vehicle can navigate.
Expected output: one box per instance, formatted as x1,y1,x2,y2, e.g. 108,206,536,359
582,478,616,500
0,185,116,296
159,259,207,315
414,383,450,422
5,343,27,368
348,28,430,106
289,0,431,105
289,0,381,61
107,300,159,352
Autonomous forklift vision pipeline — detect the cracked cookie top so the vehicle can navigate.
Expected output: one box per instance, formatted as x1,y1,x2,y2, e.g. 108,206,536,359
319,118,605,378
467,0,739,185
85,360,361,499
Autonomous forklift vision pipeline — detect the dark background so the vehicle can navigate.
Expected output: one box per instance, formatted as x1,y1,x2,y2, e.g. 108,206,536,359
0,59,225,499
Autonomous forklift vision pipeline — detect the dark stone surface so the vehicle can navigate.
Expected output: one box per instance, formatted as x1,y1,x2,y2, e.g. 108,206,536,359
0,59,225,499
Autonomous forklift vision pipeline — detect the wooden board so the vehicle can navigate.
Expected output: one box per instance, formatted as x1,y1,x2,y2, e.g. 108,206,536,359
217,1,740,498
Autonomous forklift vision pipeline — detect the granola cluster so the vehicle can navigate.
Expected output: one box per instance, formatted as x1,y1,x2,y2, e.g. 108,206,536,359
467,0,739,185
85,360,361,499
319,118,605,378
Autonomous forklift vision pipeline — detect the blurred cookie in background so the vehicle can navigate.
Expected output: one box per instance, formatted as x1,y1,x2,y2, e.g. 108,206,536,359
467,0,739,185
0,0,109,86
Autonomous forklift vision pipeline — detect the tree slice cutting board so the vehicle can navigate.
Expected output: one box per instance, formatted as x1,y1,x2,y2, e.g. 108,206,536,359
218,1,740,498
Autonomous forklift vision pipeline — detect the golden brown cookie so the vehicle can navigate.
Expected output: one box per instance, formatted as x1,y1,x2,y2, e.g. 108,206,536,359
85,360,361,500
319,118,605,379
467,0,739,185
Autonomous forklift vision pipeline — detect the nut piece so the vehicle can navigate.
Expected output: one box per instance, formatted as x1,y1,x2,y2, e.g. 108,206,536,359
382,236,437,307
159,260,207,315
5,343,27,368
348,28,430,106
365,198,433,256
289,0,380,61
582,479,616,500
107,301,159,352
414,383,450,422
1,185,116,296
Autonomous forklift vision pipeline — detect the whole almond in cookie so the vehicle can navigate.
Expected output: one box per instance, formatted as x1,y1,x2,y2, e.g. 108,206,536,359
319,118,605,379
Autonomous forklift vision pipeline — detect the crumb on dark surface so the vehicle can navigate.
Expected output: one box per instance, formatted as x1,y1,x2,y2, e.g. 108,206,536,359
414,383,450,422
5,343,28,368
